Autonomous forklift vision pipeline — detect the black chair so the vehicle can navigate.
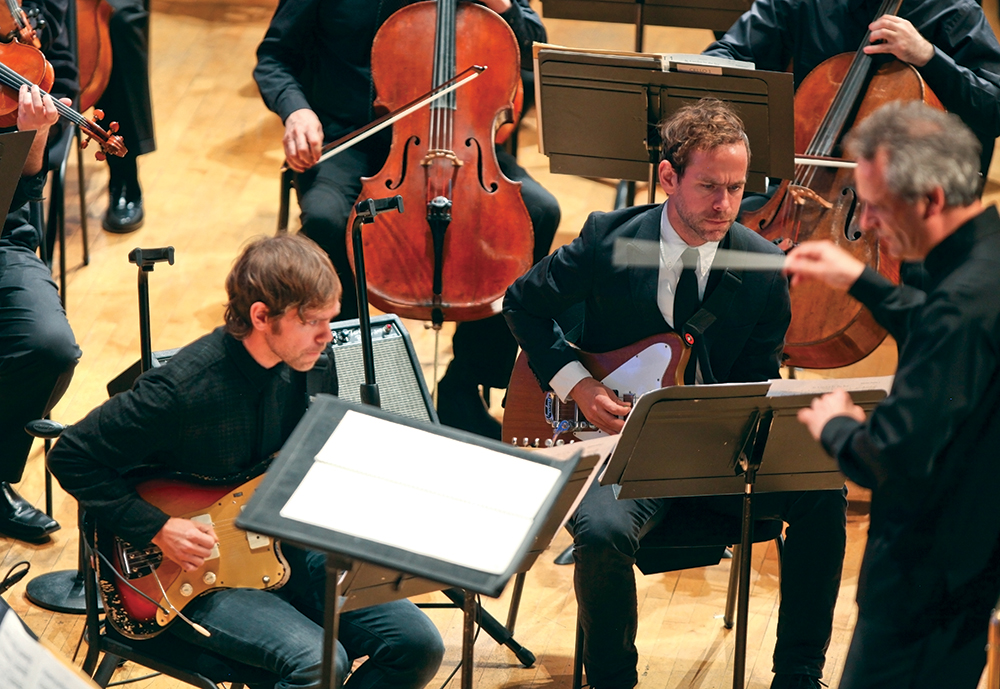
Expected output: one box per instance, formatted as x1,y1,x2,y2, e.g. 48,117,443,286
79,512,280,689
571,507,785,689
277,166,294,235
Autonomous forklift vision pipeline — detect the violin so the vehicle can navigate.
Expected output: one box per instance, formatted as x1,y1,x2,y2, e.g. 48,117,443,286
345,0,534,326
0,0,41,48
0,44,125,157
741,0,940,369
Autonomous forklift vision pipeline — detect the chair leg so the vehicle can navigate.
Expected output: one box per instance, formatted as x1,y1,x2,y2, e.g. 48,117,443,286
573,619,585,689
76,131,90,266
92,652,122,687
277,168,293,235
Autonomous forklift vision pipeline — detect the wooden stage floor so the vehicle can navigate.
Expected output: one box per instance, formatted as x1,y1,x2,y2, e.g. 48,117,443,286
3,0,1000,687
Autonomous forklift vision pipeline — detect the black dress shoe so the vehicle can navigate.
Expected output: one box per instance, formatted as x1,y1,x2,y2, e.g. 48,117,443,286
103,185,144,234
0,482,59,544
436,372,502,440
770,674,824,689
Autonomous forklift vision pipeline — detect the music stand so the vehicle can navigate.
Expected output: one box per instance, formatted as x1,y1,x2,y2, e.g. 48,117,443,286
237,395,606,689
534,45,794,194
542,0,752,34
602,378,888,689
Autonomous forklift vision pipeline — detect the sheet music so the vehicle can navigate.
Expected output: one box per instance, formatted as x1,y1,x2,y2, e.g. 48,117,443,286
0,612,98,689
766,375,894,397
281,410,562,575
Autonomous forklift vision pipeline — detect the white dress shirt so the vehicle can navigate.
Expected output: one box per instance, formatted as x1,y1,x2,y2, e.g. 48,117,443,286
548,202,720,402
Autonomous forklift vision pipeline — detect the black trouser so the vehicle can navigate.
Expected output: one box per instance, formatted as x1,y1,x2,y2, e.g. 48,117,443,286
567,481,847,688
294,137,559,389
98,0,155,158
840,535,1000,689
0,245,80,483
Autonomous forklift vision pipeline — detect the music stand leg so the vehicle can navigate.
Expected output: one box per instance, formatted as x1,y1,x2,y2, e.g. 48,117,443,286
462,589,476,689
732,482,755,689
322,558,350,689
440,588,535,667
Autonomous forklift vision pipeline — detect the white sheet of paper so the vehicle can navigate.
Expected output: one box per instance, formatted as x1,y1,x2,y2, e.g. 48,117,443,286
0,612,97,689
280,410,562,575
766,375,894,397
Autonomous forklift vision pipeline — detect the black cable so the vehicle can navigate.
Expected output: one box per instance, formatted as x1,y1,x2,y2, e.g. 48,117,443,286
107,671,161,686
0,560,29,595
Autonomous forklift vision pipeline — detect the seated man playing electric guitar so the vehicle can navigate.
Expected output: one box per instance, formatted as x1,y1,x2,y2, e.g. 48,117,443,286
503,99,847,689
48,234,444,689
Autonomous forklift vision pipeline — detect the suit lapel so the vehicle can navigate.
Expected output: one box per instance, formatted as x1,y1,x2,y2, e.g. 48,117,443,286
626,207,669,330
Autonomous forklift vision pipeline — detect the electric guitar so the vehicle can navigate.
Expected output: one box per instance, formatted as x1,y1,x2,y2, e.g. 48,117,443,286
502,332,690,447
94,473,289,639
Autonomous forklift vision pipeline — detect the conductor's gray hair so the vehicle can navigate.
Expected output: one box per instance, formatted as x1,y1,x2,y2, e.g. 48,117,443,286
844,101,981,207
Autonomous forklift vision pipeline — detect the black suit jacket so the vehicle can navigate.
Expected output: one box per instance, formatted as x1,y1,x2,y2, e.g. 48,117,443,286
503,204,791,387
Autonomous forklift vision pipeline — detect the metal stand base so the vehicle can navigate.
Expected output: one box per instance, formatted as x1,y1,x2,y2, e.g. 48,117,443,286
25,568,95,614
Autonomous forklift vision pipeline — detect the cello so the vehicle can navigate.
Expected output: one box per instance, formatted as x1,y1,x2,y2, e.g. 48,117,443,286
741,0,941,369
345,0,534,326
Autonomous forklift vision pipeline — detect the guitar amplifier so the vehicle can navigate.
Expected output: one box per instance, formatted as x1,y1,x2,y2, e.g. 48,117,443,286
329,315,437,424
106,316,436,425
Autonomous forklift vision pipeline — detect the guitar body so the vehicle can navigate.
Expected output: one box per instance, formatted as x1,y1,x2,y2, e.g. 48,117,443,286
502,333,689,447
96,473,289,639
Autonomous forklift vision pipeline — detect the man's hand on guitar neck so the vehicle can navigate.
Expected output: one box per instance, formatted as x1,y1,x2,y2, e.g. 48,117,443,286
152,517,219,572
569,377,632,435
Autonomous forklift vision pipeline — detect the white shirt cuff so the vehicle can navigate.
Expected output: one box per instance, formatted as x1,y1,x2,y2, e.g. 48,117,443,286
550,361,591,403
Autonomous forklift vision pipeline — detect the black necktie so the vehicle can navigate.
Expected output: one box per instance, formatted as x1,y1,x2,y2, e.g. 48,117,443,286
674,247,701,331
674,247,701,384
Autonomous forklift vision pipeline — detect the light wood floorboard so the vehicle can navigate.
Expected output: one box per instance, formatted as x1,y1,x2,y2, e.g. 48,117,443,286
3,1,999,687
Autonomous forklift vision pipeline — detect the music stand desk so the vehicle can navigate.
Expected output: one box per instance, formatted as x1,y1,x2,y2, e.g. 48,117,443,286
601,379,887,689
237,395,604,689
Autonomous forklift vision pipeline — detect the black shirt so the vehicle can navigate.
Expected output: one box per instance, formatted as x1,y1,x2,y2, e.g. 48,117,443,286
704,0,1000,174
48,327,338,545
253,0,547,142
821,206,1000,600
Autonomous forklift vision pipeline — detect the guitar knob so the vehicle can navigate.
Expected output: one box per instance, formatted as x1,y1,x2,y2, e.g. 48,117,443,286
521,438,528,447
545,439,554,447
179,583,194,597
202,571,217,585
533,438,540,447
263,576,271,585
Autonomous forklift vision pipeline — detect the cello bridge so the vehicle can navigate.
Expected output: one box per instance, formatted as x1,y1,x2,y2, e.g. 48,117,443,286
421,150,463,167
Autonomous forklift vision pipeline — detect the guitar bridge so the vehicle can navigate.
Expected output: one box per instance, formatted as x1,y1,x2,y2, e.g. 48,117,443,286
120,543,163,580
544,391,636,435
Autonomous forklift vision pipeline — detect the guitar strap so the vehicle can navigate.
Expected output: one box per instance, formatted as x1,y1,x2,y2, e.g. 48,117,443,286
679,268,742,384
306,341,339,401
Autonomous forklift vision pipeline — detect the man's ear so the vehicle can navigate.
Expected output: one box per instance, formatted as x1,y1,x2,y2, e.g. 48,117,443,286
924,186,946,219
248,302,271,332
658,159,679,195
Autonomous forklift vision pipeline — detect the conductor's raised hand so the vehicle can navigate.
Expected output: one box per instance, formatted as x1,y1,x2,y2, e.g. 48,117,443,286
783,240,866,290
152,517,219,572
569,376,632,435
283,108,324,172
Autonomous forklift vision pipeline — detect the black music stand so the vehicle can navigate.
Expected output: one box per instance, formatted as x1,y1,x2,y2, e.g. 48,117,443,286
236,395,607,689
601,378,888,689
534,46,794,195
542,0,752,35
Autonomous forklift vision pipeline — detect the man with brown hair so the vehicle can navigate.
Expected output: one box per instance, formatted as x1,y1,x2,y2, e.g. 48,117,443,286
505,99,846,689
48,234,444,688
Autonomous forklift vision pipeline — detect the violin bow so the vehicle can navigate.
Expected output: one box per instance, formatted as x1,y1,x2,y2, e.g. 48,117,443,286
283,65,486,170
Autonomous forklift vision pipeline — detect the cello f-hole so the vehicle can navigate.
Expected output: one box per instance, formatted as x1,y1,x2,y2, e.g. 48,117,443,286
841,186,861,240
386,136,419,190
466,136,498,193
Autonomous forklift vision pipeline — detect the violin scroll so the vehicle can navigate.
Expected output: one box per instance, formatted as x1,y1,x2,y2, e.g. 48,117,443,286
78,108,126,159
